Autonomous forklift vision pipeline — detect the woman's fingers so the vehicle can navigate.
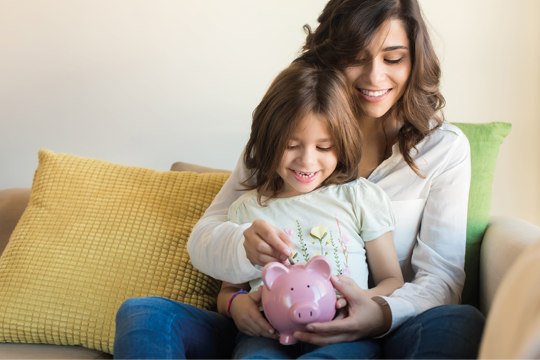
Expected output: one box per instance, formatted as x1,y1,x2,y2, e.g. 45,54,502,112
293,330,353,347
330,275,365,307
243,220,293,266
307,315,360,334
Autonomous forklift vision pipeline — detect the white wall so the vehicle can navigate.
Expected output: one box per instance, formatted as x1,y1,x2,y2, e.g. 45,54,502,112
1,0,539,225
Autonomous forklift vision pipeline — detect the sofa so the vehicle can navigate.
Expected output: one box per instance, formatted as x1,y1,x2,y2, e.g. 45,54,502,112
1,155,540,359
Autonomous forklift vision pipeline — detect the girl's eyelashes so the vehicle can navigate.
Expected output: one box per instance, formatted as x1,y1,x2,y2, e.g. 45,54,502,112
286,145,332,151
385,58,404,65
317,146,333,152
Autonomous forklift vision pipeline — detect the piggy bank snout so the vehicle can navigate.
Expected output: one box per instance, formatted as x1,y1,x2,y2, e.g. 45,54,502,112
289,301,320,324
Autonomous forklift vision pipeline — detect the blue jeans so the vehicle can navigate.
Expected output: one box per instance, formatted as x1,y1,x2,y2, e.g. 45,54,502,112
114,297,484,359
114,297,238,359
382,304,485,359
234,332,380,359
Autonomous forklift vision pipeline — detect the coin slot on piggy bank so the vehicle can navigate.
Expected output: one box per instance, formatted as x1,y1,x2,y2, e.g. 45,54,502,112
261,255,337,345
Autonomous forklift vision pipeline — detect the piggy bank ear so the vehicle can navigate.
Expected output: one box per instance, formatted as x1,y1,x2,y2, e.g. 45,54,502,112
262,262,289,290
305,255,332,280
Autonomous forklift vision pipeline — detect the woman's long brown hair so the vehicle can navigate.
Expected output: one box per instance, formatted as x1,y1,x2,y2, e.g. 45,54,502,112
242,62,363,204
297,0,445,177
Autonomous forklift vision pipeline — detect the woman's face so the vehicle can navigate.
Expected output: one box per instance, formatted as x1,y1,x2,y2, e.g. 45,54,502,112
344,20,412,121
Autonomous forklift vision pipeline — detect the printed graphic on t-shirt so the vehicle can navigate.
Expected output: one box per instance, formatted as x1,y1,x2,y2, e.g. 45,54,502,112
285,217,350,276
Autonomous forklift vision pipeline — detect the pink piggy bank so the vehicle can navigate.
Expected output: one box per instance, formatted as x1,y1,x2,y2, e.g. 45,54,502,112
261,255,337,345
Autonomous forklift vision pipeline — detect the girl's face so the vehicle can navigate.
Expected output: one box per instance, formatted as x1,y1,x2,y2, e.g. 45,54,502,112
277,113,338,198
344,19,412,121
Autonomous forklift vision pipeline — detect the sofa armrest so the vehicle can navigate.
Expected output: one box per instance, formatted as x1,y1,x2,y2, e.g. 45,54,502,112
480,216,540,315
0,188,31,256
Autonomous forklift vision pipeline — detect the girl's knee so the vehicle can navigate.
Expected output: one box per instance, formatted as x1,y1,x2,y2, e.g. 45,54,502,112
116,297,176,324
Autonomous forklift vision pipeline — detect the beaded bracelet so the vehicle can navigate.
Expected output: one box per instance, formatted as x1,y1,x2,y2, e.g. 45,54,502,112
227,289,249,317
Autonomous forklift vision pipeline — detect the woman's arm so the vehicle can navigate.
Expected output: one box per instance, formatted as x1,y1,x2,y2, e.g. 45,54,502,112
187,152,259,283
187,152,293,283
373,128,471,332
364,231,404,298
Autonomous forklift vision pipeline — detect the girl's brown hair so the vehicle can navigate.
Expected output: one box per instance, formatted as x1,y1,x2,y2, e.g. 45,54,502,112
297,0,445,176
242,62,363,204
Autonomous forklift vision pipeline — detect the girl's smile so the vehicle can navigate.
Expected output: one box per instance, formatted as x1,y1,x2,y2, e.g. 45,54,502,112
289,169,320,183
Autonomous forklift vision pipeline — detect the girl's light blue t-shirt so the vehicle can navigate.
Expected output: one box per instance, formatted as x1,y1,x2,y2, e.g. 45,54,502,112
228,178,395,292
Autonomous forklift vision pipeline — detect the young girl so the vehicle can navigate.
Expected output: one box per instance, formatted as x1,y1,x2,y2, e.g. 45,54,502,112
114,62,403,359
217,62,403,358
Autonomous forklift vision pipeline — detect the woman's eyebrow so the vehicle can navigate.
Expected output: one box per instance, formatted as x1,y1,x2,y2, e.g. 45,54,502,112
382,45,409,51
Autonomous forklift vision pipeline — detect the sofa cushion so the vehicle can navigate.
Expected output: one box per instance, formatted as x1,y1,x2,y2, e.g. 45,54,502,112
452,122,512,307
0,149,229,354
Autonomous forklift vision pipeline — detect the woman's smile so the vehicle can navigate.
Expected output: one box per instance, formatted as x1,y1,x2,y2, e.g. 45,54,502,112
358,88,393,103
345,19,412,121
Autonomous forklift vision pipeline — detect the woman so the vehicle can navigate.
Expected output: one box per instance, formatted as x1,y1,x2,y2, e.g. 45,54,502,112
187,0,485,358
115,0,485,358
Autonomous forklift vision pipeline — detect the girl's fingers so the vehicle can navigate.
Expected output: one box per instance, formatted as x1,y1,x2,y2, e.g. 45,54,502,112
336,296,347,309
254,315,277,338
333,307,348,321
245,220,292,262
243,239,282,266
276,229,295,255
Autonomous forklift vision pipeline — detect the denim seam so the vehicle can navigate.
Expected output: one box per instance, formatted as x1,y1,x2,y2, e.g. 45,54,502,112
167,312,181,359
410,323,422,359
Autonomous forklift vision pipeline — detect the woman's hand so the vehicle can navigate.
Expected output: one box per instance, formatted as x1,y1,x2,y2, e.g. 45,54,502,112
293,275,392,346
230,287,279,339
243,219,295,267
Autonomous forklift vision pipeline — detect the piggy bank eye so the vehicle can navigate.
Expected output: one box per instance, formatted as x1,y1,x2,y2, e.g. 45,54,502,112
290,288,294,291
307,285,310,288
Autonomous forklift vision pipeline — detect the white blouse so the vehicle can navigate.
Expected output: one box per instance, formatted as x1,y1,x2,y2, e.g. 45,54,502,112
187,121,471,333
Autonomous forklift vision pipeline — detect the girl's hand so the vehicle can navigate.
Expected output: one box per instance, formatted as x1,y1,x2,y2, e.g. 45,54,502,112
230,287,279,339
293,275,391,346
243,219,294,267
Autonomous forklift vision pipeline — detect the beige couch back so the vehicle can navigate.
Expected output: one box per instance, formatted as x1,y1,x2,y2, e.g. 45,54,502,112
0,188,31,255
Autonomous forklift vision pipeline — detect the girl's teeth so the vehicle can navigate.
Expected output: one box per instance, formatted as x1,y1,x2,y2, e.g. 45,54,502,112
293,170,314,178
361,89,389,97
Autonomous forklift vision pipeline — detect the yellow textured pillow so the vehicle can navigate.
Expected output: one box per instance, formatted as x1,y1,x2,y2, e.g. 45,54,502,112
0,149,230,354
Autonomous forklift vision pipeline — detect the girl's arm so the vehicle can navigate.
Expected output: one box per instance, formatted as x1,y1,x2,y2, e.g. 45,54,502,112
187,152,293,283
217,281,278,339
216,281,251,316
364,231,404,298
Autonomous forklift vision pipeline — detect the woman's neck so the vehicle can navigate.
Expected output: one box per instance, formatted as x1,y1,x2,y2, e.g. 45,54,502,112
357,114,402,179
360,113,401,142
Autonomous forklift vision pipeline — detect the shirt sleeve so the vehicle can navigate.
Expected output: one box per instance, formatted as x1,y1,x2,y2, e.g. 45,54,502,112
356,180,396,242
373,130,471,334
186,151,262,283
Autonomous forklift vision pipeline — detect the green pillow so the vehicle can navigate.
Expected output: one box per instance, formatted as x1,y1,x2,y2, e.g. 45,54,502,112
451,122,512,307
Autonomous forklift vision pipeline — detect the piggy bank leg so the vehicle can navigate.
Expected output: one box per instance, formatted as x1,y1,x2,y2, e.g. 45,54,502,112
279,333,298,345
